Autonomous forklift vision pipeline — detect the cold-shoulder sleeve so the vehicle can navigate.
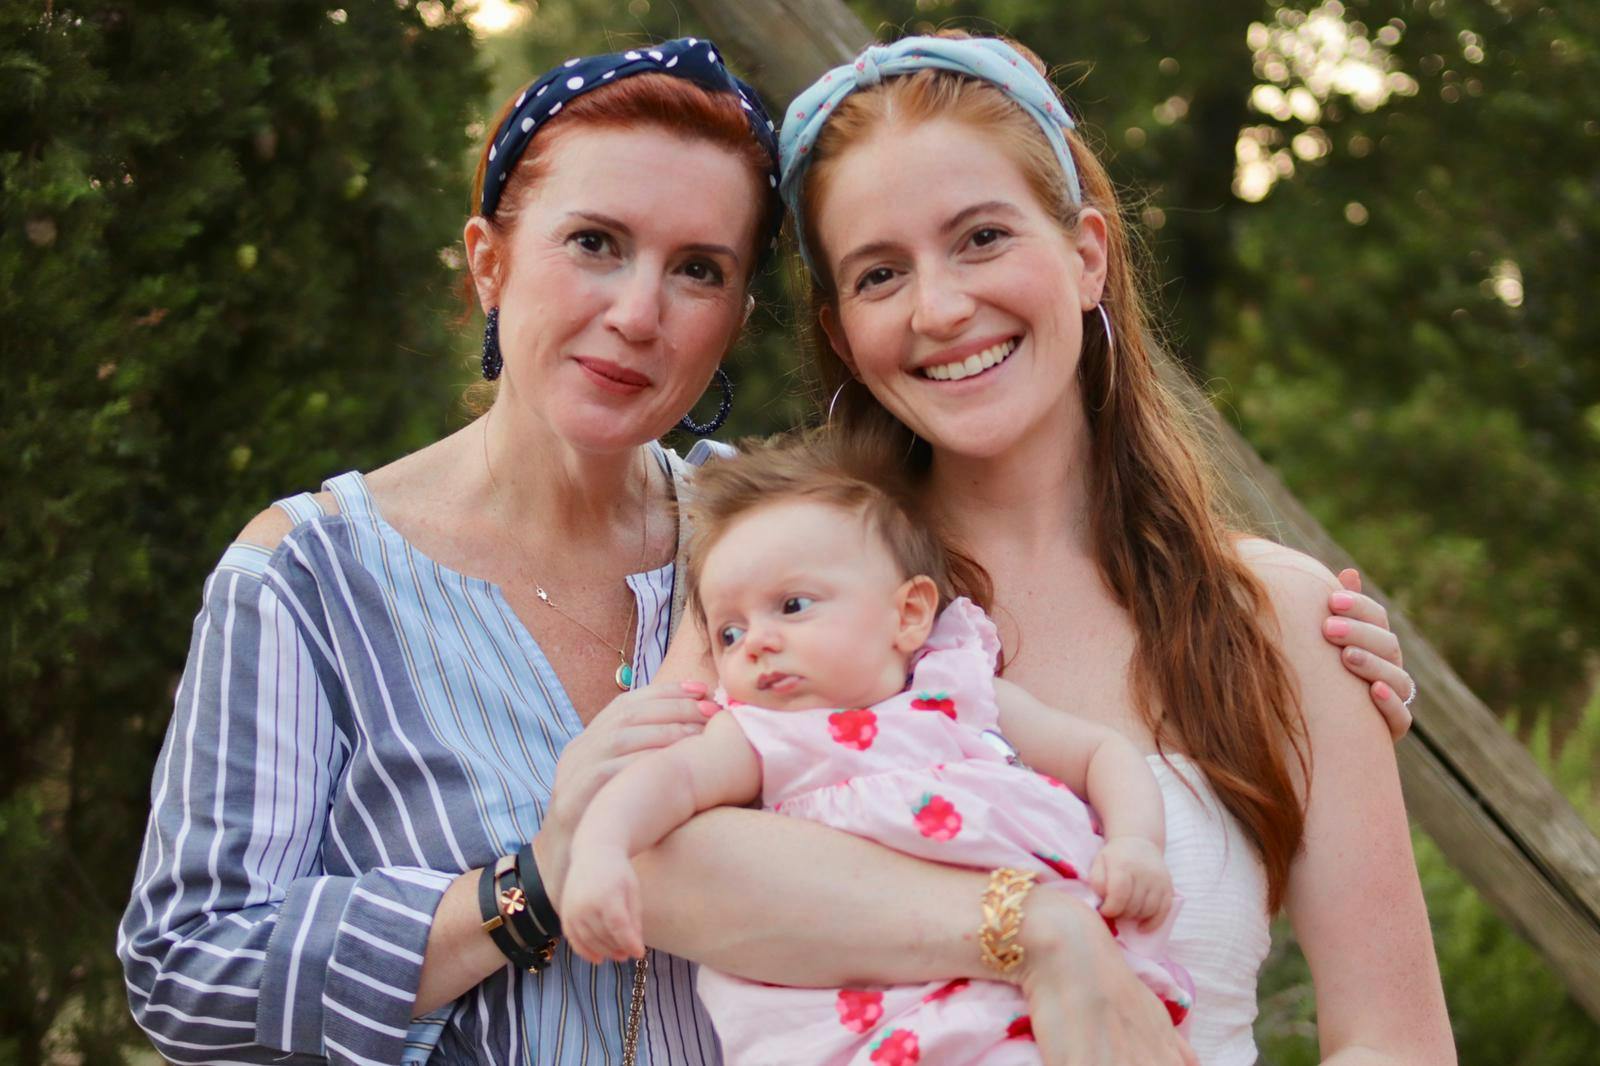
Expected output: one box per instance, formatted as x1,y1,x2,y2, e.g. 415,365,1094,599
117,543,452,1065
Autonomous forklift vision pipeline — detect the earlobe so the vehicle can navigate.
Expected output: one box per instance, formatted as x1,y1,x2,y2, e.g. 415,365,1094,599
818,303,861,380
894,576,941,655
1074,208,1110,310
463,217,501,312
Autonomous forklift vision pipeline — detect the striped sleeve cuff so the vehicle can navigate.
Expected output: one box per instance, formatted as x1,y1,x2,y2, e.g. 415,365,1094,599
258,867,454,1063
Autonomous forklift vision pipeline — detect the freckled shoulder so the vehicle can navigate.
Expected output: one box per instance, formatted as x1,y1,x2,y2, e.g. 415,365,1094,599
234,491,340,551
1236,537,1362,721
1236,536,1342,603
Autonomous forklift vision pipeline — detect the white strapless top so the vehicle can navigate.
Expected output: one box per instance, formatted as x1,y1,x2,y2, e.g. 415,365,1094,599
1149,754,1270,1066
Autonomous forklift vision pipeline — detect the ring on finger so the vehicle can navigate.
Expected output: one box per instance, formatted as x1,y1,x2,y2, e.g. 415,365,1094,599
1402,675,1419,708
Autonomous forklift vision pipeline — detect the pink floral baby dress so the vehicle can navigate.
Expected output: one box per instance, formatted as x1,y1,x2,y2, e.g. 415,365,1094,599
695,598,1194,1065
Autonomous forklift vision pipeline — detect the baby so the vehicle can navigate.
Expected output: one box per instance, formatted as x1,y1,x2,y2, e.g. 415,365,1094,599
561,435,1192,1064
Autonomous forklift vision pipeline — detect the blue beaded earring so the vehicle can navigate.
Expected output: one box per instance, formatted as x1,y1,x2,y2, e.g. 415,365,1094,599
481,307,503,381
678,366,733,436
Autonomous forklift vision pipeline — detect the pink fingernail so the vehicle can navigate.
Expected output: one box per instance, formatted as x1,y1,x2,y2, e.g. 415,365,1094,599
1374,682,1393,700
1330,592,1354,611
697,700,720,717
1325,618,1349,637
680,680,708,696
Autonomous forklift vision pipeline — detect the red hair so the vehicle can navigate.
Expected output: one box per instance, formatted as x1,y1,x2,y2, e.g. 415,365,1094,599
466,72,779,285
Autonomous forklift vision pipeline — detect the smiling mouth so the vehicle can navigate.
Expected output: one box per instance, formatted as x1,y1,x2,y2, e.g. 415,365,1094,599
918,337,1020,381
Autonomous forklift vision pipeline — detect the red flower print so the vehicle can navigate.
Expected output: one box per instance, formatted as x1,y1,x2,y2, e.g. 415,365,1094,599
869,1028,920,1065
828,708,878,750
922,978,969,1004
1102,913,1119,937
1164,997,1190,1026
1031,851,1079,880
910,691,957,720
1005,1014,1035,1041
835,988,884,1033
1036,771,1069,790
912,794,962,840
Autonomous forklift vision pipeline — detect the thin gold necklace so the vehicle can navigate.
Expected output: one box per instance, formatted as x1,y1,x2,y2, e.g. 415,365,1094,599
483,421,648,690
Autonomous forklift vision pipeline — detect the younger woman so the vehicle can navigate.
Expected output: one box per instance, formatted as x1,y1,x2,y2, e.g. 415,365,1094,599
770,29,1451,1065
562,435,1195,1064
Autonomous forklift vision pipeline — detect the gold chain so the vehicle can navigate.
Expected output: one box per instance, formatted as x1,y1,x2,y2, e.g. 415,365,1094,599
620,955,649,1065
483,420,649,689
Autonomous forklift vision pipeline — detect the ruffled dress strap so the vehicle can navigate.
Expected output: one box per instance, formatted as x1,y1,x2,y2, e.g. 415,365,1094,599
907,597,1003,731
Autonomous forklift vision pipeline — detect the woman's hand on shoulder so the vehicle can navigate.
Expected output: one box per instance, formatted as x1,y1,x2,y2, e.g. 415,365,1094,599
1325,567,1416,739
1237,539,1415,741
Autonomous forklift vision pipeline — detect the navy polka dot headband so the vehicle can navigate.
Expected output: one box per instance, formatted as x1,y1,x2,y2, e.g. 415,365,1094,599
482,37,782,253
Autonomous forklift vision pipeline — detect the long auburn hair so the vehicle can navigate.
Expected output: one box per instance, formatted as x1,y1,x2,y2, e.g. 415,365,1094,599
798,33,1309,911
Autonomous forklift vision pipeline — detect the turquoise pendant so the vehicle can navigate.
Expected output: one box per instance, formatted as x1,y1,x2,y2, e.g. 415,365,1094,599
615,662,634,690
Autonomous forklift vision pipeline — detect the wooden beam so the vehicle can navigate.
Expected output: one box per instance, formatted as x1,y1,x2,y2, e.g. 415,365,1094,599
685,0,1600,1022
1204,395,1600,1020
684,0,873,104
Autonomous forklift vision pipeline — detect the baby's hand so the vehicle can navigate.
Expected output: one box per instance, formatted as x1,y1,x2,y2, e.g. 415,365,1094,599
1088,837,1173,930
561,846,645,964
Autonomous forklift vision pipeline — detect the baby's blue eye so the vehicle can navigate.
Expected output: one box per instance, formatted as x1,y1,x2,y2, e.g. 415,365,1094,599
781,596,813,615
718,624,745,647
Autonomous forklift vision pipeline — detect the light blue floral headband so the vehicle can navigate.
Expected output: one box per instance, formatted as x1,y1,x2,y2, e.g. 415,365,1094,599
778,35,1082,280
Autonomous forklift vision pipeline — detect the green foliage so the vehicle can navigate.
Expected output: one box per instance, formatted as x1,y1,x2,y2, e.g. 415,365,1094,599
1204,0,1600,719
1257,691,1600,1064
0,1,484,1060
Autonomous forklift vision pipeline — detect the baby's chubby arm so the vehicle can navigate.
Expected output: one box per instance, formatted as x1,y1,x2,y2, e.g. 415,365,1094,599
562,711,761,963
993,679,1173,929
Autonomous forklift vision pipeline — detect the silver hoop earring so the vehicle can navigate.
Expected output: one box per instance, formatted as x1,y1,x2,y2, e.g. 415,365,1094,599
1090,302,1117,412
826,381,849,423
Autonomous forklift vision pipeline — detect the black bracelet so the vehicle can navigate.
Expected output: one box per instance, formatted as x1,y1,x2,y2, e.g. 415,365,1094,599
495,857,554,957
477,857,550,973
514,843,563,941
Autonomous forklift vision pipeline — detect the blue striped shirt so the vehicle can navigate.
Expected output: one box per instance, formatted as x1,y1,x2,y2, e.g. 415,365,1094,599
119,443,724,1065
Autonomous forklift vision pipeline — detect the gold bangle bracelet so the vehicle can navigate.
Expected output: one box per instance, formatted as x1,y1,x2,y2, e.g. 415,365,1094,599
978,867,1038,976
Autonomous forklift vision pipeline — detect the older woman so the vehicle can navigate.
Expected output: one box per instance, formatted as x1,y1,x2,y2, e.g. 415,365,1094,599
119,35,1418,1066
118,39,784,1064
